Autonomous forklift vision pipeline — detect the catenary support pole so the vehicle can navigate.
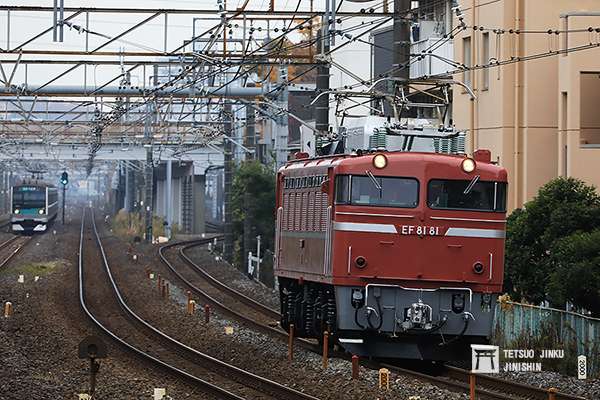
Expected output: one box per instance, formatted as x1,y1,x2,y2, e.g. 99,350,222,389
393,0,411,80
165,159,172,239
223,102,233,262
314,11,331,154
144,102,154,243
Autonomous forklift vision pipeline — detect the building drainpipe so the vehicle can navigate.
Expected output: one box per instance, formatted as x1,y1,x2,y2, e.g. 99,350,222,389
470,0,478,154
513,0,522,208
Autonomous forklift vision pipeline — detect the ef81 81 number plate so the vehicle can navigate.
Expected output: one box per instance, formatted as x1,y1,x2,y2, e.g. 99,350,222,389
400,225,442,236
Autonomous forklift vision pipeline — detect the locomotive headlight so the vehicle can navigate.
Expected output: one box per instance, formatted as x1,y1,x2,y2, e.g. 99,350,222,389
461,157,476,173
14,209,20,214
452,293,466,314
372,154,388,169
38,209,45,215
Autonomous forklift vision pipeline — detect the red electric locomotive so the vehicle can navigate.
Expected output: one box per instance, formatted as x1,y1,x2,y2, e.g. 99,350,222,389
274,150,507,360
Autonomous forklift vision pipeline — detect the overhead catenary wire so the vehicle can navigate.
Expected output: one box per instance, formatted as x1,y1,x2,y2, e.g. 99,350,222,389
6,0,600,168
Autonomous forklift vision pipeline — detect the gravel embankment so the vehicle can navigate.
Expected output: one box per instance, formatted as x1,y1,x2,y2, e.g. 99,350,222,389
0,216,224,399
107,233,472,400
497,371,599,399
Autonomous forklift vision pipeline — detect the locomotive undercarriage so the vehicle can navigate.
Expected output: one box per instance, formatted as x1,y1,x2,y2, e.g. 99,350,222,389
279,277,497,360
278,277,338,338
336,284,498,360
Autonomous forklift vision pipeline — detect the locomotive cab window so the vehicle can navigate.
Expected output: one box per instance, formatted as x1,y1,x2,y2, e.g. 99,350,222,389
428,179,507,212
335,175,419,208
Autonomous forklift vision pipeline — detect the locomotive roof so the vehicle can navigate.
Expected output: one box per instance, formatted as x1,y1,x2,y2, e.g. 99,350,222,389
14,182,56,189
279,151,507,181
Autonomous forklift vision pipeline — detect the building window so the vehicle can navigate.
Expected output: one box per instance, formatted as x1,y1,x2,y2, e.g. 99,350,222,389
463,36,472,90
481,32,490,90
580,72,600,146
481,33,490,90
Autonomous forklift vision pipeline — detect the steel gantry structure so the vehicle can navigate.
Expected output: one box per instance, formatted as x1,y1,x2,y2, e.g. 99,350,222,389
0,1,394,246
0,2,392,158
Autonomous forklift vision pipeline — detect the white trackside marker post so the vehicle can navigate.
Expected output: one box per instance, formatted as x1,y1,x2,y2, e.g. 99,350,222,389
247,235,262,281
4,302,12,317
577,355,587,380
153,388,166,400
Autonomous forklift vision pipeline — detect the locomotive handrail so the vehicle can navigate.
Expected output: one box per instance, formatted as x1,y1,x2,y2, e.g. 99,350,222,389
364,284,473,312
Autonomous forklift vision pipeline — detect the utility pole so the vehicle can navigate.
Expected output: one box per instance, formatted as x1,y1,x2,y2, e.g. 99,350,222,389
60,171,68,224
275,65,290,168
314,2,331,154
62,185,66,224
244,97,256,160
393,0,412,80
244,82,256,162
243,90,255,268
223,102,233,262
144,102,155,243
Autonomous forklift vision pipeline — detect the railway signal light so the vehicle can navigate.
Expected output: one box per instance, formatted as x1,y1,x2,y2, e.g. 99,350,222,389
60,171,69,186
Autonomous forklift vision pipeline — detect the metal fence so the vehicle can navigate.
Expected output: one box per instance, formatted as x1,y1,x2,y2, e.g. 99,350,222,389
493,300,600,376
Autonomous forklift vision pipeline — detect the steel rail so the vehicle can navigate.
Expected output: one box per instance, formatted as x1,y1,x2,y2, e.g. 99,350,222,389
177,239,589,400
179,242,280,320
158,239,321,354
442,365,587,400
78,210,245,400
0,235,30,269
85,209,318,400
0,235,19,250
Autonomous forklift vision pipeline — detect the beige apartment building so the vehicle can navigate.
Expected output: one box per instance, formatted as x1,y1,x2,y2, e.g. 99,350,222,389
453,0,600,211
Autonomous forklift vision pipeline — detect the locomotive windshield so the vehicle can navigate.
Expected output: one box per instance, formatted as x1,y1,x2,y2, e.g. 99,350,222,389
335,175,418,208
428,179,507,212
13,187,46,208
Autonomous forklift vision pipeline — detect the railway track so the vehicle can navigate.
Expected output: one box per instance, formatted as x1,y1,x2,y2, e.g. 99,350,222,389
79,209,320,400
440,366,587,400
0,235,31,268
164,238,588,400
159,238,322,354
